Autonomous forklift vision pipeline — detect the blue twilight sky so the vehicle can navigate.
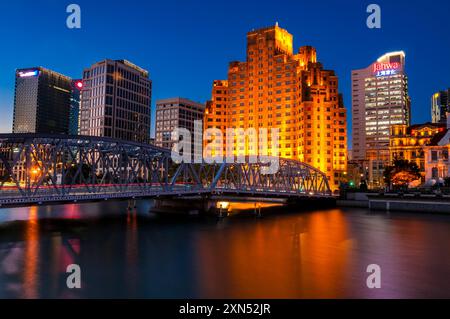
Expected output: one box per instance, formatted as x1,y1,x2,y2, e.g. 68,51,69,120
0,0,449,147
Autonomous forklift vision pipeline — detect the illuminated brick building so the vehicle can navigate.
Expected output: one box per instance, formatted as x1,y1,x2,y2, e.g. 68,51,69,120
389,123,446,181
204,25,347,189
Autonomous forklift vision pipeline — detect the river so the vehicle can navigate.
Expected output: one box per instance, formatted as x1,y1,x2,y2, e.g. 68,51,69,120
0,201,449,298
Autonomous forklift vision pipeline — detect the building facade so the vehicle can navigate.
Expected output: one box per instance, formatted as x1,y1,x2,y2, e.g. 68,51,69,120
424,142,449,184
69,80,83,135
352,52,411,188
203,25,347,189
155,97,205,151
423,116,450,185
389,123,446,181
431,89,450,124
80,59,152,143
13,67,72,134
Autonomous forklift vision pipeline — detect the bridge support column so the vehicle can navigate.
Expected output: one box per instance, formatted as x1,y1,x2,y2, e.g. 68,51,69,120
286,197,337,210
254,203,262,218
127,199,137,210
152,198,217,216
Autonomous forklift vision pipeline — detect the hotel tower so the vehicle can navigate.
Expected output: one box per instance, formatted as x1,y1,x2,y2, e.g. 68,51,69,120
352,52,410,188
204,25,348,190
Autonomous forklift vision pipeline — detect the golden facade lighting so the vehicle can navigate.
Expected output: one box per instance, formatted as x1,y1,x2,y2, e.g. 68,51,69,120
204,25,347,189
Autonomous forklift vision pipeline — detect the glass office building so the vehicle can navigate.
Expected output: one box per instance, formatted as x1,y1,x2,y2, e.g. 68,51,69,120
13,67,72,134
432,89,450,124
80,59,152,143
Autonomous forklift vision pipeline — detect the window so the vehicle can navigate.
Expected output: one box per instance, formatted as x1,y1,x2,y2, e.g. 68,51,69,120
432,167,439,179
431,151,438,162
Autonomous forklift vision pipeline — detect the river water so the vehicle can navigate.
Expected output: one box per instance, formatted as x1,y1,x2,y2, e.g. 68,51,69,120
0,201,449,299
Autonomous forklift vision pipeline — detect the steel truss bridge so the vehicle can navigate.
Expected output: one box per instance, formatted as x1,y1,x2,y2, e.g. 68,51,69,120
0,134,333,207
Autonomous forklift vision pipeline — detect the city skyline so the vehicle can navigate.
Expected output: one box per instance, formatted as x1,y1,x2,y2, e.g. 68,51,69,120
1,1,450,302
0,0,450,148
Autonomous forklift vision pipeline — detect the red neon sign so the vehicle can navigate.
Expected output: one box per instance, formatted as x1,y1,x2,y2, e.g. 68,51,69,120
373,62,401,73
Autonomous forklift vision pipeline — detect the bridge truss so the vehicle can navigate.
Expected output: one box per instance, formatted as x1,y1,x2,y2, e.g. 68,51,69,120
0,134,332,206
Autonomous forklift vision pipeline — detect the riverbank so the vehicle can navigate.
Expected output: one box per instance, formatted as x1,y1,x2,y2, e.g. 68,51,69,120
337,192,450,214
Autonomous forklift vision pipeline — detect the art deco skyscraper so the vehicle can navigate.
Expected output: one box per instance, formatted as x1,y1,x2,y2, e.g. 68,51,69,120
80,59,152,143
204,25,347,189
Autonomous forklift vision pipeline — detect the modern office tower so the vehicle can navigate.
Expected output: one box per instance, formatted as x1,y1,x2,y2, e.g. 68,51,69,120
69,80,83,135
352,51,410,188
13,67,72,134
432,89,450,124
204,25,347,189
80,59,152,143
155,97,205,151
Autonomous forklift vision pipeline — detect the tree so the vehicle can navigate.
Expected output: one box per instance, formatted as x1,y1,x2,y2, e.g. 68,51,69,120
445,177,450,188
384,159,421,190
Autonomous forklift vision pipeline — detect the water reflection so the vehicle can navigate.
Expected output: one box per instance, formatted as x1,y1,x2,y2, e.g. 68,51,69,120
0,202,449,298
23,206,39,299
125,209,139,295
195,210,354,298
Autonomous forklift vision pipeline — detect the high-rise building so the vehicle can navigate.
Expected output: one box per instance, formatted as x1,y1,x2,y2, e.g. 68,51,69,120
204,80,228,135
69,79,83,135
155,97,205,151
352,51,410,188
432,89,450,124
203,25,347,189
80,59,152,143
13,67,72,134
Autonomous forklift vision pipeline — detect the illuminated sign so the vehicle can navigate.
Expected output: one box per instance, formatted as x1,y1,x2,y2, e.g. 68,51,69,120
373,62,401,77
18,70,39,78
75,81,83,89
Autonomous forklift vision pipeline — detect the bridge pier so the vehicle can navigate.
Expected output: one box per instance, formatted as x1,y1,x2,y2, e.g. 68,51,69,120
151,196,337,217
286,196,337,210
254,203,262,218
152,198,217,216
127,199,137,210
